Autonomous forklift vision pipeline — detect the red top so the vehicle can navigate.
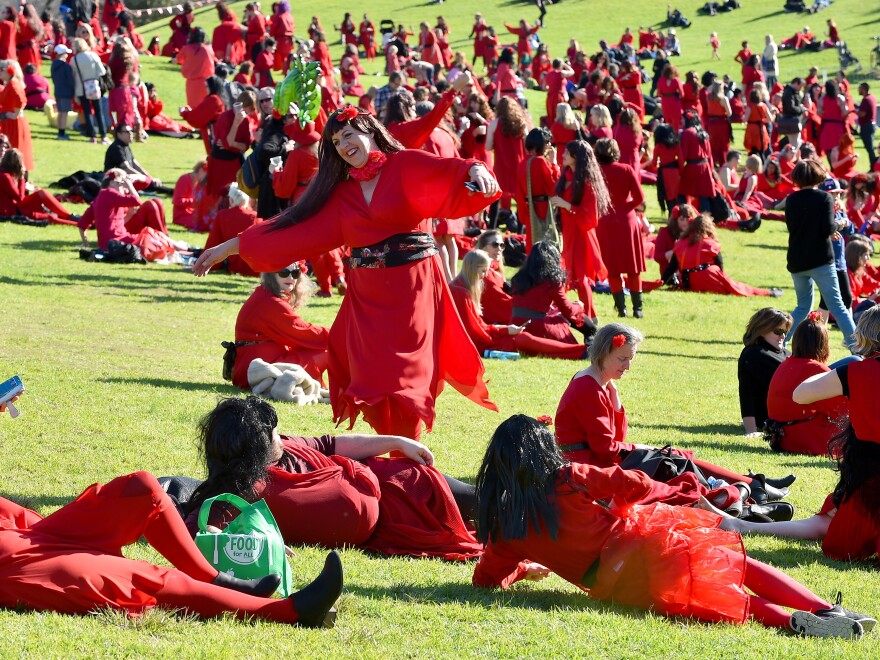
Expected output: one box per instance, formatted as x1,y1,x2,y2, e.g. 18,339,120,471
212,18,246,64
515,155,560,247
238,150,501,433
180,94,224,129
172,173,194,225
246,13,267,47
101,0,124,35
844,358,880,443
511,281,585,327
613,123,642,175
0,173,25,215
849,269,880,307
549,122,577,165
672,237,720,269
450,280,506,352
177,43,215,79
77,188,140,249
481,261,512,325
858,94,877,127
597,161,646,275
555,373,633,465
422,127,459,158
678,127,715,198
269,12,294,39
767,358,848,455
504,24,538,54
203,206,262,276
213,109,253,152
272,146,319,202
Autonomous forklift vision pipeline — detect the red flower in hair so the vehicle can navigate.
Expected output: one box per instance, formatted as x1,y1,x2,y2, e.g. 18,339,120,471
808,311,822,322
5,65,14,77
336,105,358,122
612,334,627,348
297,261,308,274
536,415,553,427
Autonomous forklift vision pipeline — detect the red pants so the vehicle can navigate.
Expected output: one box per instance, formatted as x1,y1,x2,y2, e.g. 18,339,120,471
607,273,643,294
0,472,298,623
492,332,584,360
572,277,597,319
125,199,168,235
16,189,73,219
312,249,346,294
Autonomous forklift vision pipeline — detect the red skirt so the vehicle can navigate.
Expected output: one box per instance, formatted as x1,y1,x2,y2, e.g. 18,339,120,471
591,503,749,624
685,265,771,297
361,457,483,560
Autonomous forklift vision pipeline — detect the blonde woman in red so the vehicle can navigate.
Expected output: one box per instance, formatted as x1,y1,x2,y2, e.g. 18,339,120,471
0,61,33,170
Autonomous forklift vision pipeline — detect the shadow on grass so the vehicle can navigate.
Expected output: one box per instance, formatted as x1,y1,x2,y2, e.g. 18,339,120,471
743,9,787,23
650,335,740,346
639,349,730,362
99,377,240,394
636,422,744,436
14,239,74,253
748,243,787,251
0,492,74,508
1,272,251,295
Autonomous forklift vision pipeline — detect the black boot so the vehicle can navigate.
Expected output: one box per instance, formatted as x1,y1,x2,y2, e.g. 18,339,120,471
570,317,598,341
741,501,795,522
748,471,796,489
737,214,762,233
290,551,344,628
212,571,282,597
749,476,790,504
631,291,644,318
612,291,627,318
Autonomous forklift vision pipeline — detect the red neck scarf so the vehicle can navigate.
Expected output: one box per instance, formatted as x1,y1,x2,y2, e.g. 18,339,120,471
348,151,387,182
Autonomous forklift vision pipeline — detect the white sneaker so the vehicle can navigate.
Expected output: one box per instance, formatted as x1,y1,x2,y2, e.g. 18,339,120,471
790,610,864,640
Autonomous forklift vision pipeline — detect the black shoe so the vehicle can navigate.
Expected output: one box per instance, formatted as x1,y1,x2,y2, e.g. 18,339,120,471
212,571,282,597
791,610,864,639
631,291,644,318
748,471,796,489
749,475,790,504
815,592,877,633
291,551,344,628
570,317,598,340
741,501,795,522
612,291,627,317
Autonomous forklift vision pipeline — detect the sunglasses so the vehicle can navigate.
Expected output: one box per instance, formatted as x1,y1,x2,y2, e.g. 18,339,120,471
277,268,302,279
260,98,274,103
489,241,504,248
772,328,786,336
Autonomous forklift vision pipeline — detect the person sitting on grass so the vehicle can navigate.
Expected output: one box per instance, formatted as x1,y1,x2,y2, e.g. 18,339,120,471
472,414,876,640
183,396,483,560
738,307,792,436
0,148,79,224
103,123,173,194
203,184,263,277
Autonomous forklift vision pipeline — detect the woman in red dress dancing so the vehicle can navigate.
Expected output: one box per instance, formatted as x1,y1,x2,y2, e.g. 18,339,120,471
595,138,647,318
473,414,873,640
550,139,608,321
194,105,501,441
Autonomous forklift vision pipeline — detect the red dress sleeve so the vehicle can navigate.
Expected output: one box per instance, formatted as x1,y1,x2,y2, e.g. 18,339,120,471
450,283,506,351
565,184,599,230
400,150,501,220
387,88,457,149
623,164,645,215
556,375,633,464
472,542,531,589
549,282,585,326
77,206,95,231
566,462,654,504
0,173,22,205
181,95,224,129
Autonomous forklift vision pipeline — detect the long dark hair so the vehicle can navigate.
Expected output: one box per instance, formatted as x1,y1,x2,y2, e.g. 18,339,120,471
384,90,415,125
185,396,278,515
653,122,680,148
829,426,880,523
683,110,709,142
475,415,567,544
269,110,404,230
554,139,611,213
510,241,566,294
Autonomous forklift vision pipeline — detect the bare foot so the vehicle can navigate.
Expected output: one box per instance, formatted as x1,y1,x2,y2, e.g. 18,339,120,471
696,496,740,532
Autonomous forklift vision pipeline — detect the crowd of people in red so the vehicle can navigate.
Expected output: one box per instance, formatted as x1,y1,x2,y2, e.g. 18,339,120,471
2,0,880,642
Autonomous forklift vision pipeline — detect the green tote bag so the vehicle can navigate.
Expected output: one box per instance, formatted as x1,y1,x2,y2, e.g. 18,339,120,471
194,493,294,597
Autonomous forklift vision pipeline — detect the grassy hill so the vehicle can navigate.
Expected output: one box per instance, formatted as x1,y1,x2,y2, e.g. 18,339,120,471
3,0,880,656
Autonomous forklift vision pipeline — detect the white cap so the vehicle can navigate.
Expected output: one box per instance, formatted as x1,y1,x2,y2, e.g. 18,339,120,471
54,44,72,56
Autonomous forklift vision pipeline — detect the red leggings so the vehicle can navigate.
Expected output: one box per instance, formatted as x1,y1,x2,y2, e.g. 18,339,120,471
125,199,168,235
16,189,73,219
743,556,830,628
0,472,298,623
572,276,597,319
692,458,750,485
607,273,643,294
507,332,584,360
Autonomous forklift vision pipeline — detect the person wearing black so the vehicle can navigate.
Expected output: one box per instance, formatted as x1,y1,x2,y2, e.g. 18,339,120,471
738,307,792,435
103,124,173,194
779,77,805,147
785,158,856,349
650,50,668,97
254,110,289,219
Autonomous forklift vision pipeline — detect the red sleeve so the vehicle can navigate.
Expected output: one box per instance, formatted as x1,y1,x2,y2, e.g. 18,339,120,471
181,95,224,129
451,285,505,349
239,200,345,272
623,165,644,215
387,88,457,149
400,151,501,220
567,462,654,504
0,173,22,203
254,295,330,351
77,205,95,231
564,379,631,464
272,150,304,198
549,283,585,326
567,186,599,230
472,542,531,589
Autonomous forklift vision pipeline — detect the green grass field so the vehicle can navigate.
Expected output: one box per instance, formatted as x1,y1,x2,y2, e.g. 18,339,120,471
2,0,880,656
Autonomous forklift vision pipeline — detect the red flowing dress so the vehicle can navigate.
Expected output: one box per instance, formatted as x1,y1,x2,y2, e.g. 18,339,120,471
819,96,847,154
237,150,500,440
481,261,512,325
450,281,584,360
472,463,749,625
618,70,644,118
0,471,299,623
657,76,684,132
558,170,607,301
597,162,645,277
0,78,33,170
232,285,329,387
819,358,880,561
252,436,482,560
203,206,262,276
177,43,215,108
766,358,848,455
706,98,731,166
491,126,526,202
679,127,715,199
269,12,294,72
613,123,642,179
14,15,40,70
672,238,772,296
743,102,771,154
544,69,567,122
654,143,681,204
212,17,246,65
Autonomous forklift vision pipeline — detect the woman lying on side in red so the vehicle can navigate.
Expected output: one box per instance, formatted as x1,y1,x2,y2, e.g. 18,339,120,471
472,414,875,640
555,323,793,510
184,396,482,560
450,250,586,360
0,469,341,628
231,261,329,388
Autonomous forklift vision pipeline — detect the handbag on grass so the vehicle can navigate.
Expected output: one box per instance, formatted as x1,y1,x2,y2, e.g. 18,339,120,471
619,445,710,487
194,493,293,597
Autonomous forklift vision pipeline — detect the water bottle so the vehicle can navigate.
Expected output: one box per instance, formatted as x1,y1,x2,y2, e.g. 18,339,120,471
483,350,520,360
707,477,729,490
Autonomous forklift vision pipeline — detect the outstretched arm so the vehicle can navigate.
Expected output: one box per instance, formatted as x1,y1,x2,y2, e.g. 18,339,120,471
334,434,434,465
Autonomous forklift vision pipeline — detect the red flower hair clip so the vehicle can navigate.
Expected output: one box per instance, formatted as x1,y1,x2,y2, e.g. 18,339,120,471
295,261,308,274
808,310,822,322
336,105,359,122
5,65,14,77
612,334,627,349
536,415,553,427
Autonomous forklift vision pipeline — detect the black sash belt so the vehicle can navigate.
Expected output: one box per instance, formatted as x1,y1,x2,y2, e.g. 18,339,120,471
511,307,547,320
349,232,438,270
685,158,707,165
210,146,244,162
681,262,711,289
